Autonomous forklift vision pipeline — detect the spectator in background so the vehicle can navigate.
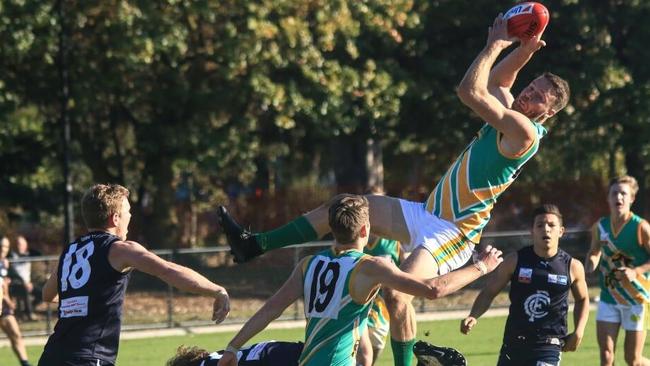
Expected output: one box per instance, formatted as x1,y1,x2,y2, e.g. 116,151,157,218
1,235,33,366
9,235,36,321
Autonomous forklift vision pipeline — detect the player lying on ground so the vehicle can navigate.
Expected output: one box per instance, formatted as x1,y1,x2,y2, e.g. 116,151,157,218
166,339,466,366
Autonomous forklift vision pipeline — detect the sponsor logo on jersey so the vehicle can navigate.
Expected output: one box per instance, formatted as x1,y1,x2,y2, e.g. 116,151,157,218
518,267,533,283
547,274,568,285
60,296,89,318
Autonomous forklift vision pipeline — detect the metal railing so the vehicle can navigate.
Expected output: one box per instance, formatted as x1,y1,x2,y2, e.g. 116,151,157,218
2,228,592,338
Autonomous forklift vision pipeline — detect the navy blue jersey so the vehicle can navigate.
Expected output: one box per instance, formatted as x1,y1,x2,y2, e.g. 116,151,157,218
40,231,130,364
200,341,303,366
503,246,571,348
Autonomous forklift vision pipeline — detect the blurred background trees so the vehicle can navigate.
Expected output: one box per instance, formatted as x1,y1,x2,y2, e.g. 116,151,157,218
1,0,648,249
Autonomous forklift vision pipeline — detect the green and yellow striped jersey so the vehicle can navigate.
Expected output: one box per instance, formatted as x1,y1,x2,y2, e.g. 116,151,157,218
426,122,546,243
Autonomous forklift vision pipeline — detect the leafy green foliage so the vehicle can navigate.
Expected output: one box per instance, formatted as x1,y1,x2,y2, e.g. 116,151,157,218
1,0,649,245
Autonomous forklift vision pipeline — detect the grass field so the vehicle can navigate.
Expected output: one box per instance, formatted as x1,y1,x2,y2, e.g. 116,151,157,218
4,311,647,365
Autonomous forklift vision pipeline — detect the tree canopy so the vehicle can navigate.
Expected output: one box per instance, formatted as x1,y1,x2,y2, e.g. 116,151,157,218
1,0,648,247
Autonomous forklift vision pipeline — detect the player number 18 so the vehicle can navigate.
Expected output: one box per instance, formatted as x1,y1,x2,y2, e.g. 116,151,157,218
60,242,95,292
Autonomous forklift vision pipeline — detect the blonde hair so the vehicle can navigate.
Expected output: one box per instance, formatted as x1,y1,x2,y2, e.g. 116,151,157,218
328,194,369,244
609,175,639,198
81,184,130,229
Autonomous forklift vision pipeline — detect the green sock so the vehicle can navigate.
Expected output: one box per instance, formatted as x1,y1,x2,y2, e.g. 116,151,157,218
255,216,318,251
391,338,416,366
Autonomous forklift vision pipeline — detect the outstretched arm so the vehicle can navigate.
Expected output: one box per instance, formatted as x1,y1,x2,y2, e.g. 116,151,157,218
563,259,589,352
461,252,516,334
109,240,230,323
218,260,305,366
364,245,503,300
457,15,537,146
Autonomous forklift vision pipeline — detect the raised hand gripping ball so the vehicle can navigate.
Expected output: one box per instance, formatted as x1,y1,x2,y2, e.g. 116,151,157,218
505,2,550,40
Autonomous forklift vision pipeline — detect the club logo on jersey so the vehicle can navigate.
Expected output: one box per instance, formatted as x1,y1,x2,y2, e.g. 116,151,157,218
547,274,568,285
518,268,533,283
524,290,550,322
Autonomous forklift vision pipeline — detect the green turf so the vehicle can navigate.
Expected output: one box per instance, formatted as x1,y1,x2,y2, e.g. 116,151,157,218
4,312,647,365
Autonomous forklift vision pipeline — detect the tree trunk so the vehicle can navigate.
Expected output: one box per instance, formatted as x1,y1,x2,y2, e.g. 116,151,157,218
332,129,384,194
140,155,179,249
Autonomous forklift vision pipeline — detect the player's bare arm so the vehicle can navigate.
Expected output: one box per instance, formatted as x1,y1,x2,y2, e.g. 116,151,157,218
488,35,546,105
2,277,14,310
108,240,230,323
634,220,650,274
218,260,305,366
461,252,517,334
563,258,589,352
584,223,603,274
458,15,538,154
42,264,59,303
360,245,503,300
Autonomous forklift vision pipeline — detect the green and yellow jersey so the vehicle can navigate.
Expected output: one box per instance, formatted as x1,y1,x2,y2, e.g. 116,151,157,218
426,122,546,244
597,213,650,305
363,237,401,345
299,248,378,366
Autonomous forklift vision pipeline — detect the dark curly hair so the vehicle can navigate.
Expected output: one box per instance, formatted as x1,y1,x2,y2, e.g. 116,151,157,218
166,346,210,366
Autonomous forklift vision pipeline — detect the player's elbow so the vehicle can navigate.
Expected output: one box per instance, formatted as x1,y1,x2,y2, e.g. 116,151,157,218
576,294,590,306
457,86,486,108
457,84,473,104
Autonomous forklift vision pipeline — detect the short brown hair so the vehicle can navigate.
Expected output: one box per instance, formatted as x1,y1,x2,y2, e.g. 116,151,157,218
166,346,209,366
81,184,130,229
543,72,570,112
328,194,369,244
532,204,563,226
609,175,639,197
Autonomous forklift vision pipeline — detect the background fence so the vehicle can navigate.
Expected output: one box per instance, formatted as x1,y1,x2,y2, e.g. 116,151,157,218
3,228,594,339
